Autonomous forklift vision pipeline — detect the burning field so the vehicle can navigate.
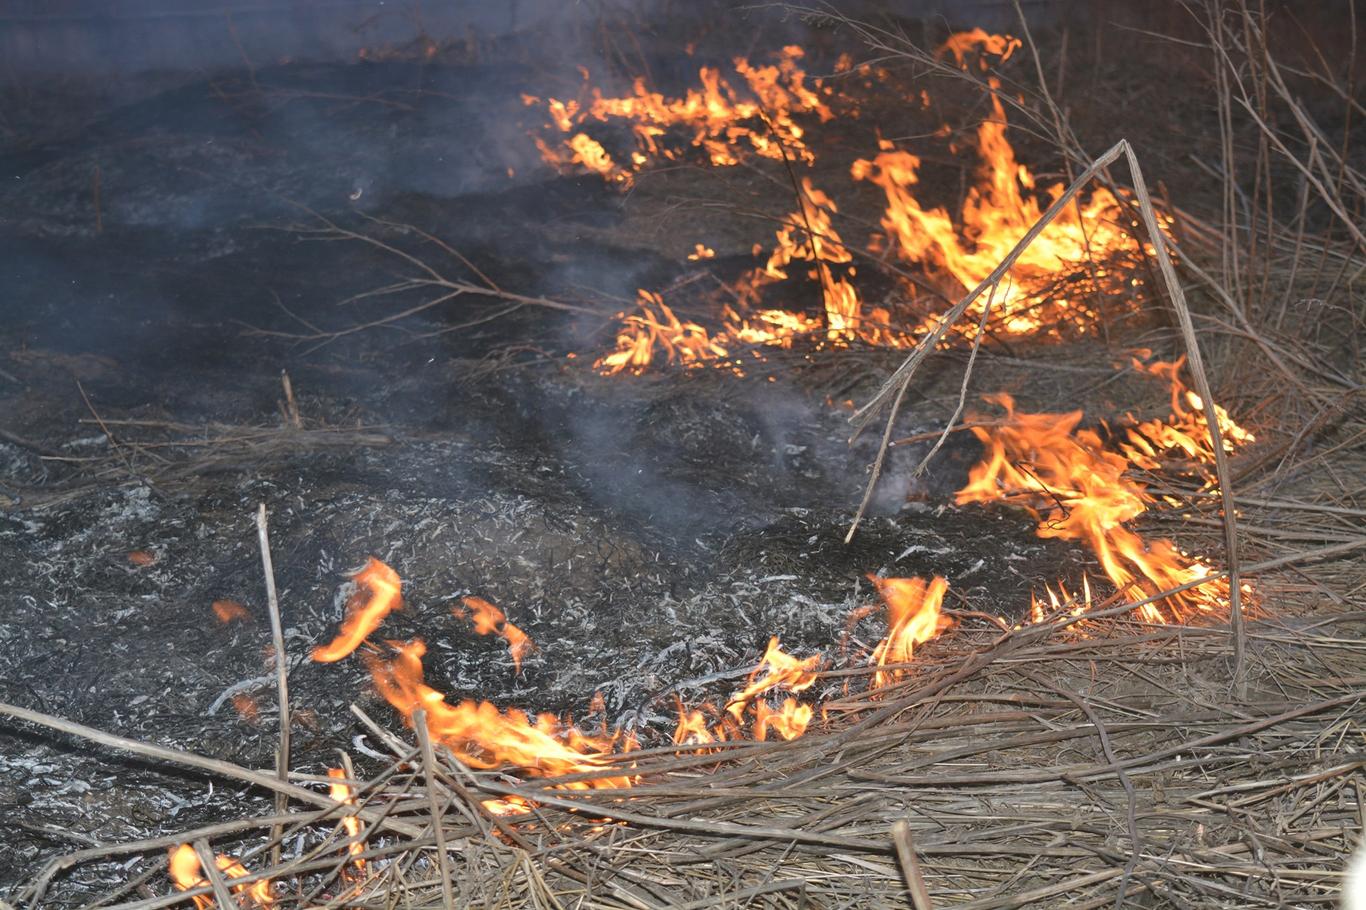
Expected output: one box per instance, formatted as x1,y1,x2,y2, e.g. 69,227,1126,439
0,2,1363,908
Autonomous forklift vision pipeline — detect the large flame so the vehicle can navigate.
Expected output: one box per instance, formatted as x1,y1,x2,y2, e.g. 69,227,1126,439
575,32,1152,375
312,558,403,663
168,845,273,909
850,30,1132,336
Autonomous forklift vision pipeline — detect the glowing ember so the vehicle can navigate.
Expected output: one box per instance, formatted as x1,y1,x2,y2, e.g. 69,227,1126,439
230,693,260,726
454,595,536,672
956,393,1236,622
867,576,953,689
168,844,273,909
312,558,403,663
212,600,250,624
327,768,366,876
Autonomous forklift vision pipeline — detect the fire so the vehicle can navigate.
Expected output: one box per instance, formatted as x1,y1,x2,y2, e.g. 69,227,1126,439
723,636,820,741
867,576,953,689
956,392,1244,622
1120,355,1255,470
312,558,403,663
672,700,728,750
363,639,635,789
327,768,366,875
453,596,536,672
168,844,273,909
851,31,1133,337
526,46,833,187
572,32,1155,375
212,600,249,624
594,290,730,375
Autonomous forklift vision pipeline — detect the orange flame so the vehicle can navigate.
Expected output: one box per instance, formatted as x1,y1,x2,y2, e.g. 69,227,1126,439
956,393,1234,622
594,290,730,375
168,845,273,909
327,769,366,875
672,700,730,750
579,32,1157,375
1120,356,1255,470
867,576,954,688
454,596,536,672
723,637,819,739
528,46,833,187
312,558,402,663
364,639,634,789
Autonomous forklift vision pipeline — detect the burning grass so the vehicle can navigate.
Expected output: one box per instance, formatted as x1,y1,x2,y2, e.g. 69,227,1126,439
2,1,1363,907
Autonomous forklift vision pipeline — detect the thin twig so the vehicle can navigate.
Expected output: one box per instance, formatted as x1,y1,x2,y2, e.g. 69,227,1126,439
256,504,291,865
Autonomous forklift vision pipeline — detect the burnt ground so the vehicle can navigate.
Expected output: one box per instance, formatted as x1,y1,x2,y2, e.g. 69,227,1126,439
0,54,1194,899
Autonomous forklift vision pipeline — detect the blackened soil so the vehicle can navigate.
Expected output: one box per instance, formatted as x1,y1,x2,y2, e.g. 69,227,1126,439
1,55,1106,900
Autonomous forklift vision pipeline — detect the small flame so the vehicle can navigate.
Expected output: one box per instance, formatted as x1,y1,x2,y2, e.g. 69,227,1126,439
1120,356,1255,470
867,576,953,688
724,636,819,739
312,558,403,663
364,639,635,789
594,290,730,375
327,768,366,876
168,845,273,909
454,596,536,672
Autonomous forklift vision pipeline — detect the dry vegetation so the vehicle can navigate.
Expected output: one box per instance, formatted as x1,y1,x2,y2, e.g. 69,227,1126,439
3,1,1364,908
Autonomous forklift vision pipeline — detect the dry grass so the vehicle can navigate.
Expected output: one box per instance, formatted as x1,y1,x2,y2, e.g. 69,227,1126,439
4,2,1363,908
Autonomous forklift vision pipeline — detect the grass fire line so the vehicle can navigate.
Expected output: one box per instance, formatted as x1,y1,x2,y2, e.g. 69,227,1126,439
528,30,1163,376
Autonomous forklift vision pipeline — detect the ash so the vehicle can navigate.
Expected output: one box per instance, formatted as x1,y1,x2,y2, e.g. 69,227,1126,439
0,45,1085,897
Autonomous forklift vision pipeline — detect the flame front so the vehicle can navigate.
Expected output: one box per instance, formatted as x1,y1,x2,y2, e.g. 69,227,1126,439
552,32,1159,375
526,46,832,187
312,558,403,663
